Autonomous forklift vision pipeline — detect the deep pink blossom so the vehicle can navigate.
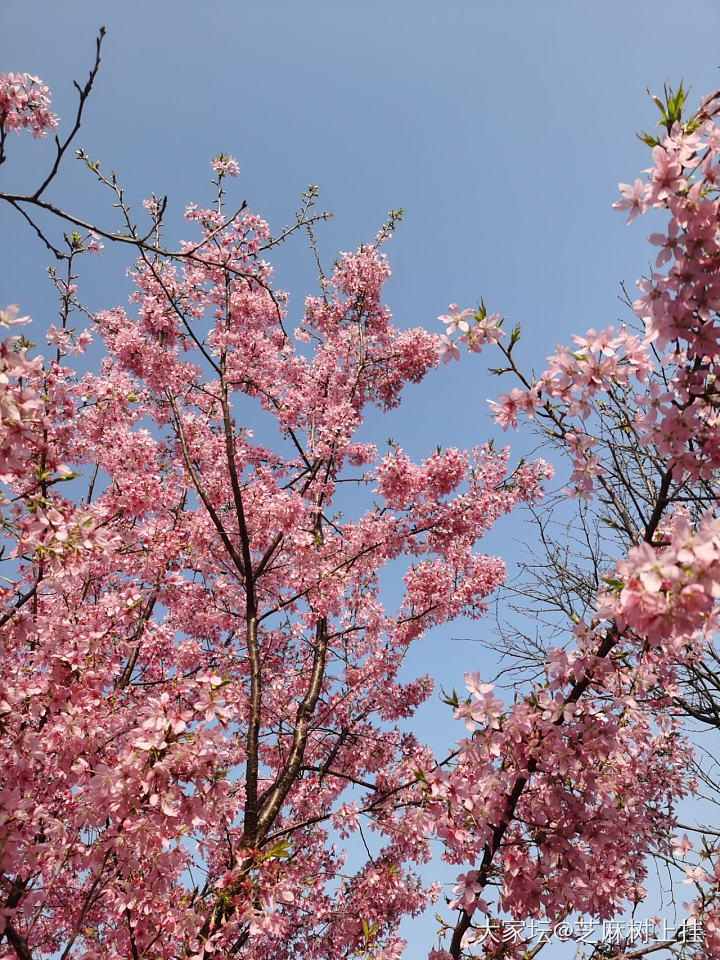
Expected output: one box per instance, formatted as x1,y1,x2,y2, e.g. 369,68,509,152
0,71,58,138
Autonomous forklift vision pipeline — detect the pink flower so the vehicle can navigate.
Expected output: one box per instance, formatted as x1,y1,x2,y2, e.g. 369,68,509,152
488,388,540,430
647,145,685,203
143,195,160,216
210,154,240,177
438,303,473,335
0,304,30,328
462,311,504,351
663,122,703,164
0,72,58,138
571,326,621,357
464,671,494,697
438,334,460,363
86,230,104,257
684,865,711,884
672,834,693,858
451,872,488,914
613,179,648,223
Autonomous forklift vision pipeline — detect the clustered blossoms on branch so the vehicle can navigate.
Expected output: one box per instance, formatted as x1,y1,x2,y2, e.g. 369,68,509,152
0,305,43,482
438,302,504,365
0,72,58,140
435,85,720,958
210,153,241,179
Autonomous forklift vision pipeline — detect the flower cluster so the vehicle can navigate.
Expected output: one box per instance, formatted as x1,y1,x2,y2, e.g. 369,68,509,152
431,88,720,959
438,303,504,363
0,71,57,137
210,153,240,177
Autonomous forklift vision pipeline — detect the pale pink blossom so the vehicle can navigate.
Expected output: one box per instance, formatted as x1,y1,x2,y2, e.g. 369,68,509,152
613,178,648,223
210,154,240,177
438,302,473,335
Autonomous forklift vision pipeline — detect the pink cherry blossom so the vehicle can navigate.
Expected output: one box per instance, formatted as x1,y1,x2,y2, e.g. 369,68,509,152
438,303,474,335
211,154,240,177
438,333,460,363
0,71,58,138
672,834,693,857
612,178,648,223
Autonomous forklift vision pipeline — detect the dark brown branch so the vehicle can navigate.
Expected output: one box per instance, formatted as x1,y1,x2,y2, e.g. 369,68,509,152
242,613,261,847
256,616,329,837
115,591,159,689
0,581,38,630
166,392,246,577
643,468,673,543
33,28,106,199
448,629,617,959
220,361,254,591
5,199,64,258
3,923,33,960
58,851,111,960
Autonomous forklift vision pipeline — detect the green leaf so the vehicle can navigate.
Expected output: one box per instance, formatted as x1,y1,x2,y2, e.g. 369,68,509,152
439,686,459,708
647,82,690,134
603,575,624,593
263,838,292,860
649,92,666,116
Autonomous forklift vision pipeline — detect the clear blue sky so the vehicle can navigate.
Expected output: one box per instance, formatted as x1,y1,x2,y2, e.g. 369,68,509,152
2,1,719,954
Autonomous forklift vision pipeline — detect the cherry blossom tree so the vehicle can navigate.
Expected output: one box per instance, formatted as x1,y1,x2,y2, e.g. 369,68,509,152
2,34,720,960
436,82,720,958
0,44,552,960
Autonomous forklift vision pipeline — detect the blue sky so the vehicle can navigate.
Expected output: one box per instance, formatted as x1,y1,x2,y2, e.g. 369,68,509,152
2,1,720,954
